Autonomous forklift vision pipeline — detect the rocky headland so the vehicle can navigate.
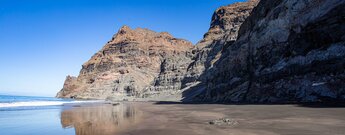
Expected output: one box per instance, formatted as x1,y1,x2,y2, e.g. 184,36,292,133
56,26,193,100
57,0,345,103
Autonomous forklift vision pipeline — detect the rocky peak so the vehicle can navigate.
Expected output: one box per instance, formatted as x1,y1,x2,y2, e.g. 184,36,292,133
118,25,131,33
108,26,192,50
200,0,259,44
82,26,193,71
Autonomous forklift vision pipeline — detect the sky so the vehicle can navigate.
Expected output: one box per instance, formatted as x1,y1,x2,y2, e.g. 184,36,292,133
0,0,244,97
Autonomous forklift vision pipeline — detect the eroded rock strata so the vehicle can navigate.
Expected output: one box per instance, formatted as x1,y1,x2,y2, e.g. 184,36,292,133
57,26,193,100
57,0,345,103
194,0,345,103
182,0,259,98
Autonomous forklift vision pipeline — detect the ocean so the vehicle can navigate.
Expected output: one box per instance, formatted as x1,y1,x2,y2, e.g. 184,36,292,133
0,95,72,109
0,95,102,135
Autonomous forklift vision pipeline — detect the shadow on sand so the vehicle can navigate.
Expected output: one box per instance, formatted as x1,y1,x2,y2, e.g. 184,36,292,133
154,101,345,108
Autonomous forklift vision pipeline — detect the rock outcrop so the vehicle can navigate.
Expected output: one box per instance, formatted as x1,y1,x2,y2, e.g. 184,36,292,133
57,26,193,99
194,0,345,103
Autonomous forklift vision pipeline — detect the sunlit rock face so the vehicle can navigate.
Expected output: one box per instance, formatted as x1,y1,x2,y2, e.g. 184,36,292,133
60,103,142,135
194,0,345,103
56,26,193,100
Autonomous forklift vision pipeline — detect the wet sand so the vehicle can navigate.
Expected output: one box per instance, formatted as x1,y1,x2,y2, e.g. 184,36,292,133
61,102,345,135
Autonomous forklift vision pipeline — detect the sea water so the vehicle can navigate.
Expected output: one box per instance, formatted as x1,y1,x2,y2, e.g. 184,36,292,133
0,95,100,109
0,95,101,135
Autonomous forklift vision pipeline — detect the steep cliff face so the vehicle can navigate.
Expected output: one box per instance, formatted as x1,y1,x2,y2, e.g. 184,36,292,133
195,0,345,103
57,26,193,99
183,0,259,89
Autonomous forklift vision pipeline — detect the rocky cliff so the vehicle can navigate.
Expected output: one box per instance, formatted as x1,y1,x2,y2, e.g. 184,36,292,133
57,26,193,99
57,0,345,103
56,0,257,100
193,0,345,103
182,0,259,93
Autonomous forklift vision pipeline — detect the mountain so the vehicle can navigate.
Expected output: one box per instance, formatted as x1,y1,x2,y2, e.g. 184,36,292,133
56,26,193,100
57,0,345,103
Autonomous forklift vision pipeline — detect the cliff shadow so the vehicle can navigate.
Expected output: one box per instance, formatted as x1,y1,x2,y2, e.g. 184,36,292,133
180,39,235,103
154,101,345,108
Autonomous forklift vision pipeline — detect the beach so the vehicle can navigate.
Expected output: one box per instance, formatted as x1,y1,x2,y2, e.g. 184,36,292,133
2,101,345,135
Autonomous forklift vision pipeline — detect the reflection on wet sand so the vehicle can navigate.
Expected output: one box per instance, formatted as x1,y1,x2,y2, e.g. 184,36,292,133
60,103,142,135
59,102,345,135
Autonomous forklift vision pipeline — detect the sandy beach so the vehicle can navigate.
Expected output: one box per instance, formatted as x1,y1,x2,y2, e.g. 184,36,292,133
59,102,345,135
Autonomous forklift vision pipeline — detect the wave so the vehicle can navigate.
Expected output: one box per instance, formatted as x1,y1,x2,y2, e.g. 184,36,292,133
0,100,103,108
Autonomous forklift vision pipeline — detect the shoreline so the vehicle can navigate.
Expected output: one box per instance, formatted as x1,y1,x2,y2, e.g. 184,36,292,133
1,101,345,135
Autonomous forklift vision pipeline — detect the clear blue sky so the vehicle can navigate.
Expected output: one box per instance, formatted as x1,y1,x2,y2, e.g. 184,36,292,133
0,0,244,97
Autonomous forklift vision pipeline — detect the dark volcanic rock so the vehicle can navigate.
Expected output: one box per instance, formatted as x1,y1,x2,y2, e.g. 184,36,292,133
194,0,345,103
183,0,259,89
209,118,239,126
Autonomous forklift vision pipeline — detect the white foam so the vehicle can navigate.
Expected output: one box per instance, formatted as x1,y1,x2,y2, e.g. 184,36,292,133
0,100,103,108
